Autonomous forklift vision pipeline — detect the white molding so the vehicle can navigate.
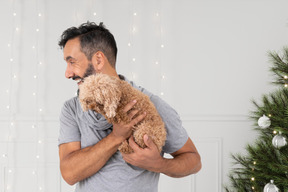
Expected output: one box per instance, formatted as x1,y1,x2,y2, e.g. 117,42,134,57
1,164,5,192
181,114,249,122
191,137,223,192
0,115,59,122
0,114,251,122
1,163,60,192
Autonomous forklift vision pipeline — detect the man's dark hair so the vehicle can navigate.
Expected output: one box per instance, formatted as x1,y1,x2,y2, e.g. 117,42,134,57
58,21,118,68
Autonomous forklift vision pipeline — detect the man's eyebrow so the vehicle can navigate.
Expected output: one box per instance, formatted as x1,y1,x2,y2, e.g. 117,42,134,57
65,56,75,61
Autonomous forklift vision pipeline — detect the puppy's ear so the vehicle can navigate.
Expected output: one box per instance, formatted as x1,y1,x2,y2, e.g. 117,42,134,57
96,74,122,118
78,77,98,111
80,74,121,118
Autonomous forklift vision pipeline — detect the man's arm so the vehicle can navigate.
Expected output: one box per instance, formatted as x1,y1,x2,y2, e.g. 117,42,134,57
59,100,146,185
121,135,201,177
59,134,122,185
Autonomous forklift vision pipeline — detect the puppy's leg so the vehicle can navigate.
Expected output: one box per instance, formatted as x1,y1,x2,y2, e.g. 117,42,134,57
133,123,165,152
118,140,134,154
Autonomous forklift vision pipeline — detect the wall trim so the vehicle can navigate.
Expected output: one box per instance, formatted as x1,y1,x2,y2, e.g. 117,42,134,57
0,114,250,122
181,114,249,122
191,137,223,192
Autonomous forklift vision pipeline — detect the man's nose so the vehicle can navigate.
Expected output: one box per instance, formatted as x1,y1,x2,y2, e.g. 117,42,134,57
65,64,74,79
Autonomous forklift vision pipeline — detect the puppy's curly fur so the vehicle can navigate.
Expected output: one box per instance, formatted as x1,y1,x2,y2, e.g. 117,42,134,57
78,74,167,154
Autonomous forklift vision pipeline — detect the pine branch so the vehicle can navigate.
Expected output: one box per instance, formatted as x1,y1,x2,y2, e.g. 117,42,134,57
225,47,288,192
269,47,288,86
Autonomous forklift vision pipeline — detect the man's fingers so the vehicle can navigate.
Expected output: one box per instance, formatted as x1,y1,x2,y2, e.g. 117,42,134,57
129,112,146,126
128,136,140,151
123,100,137,113
128,109,139,120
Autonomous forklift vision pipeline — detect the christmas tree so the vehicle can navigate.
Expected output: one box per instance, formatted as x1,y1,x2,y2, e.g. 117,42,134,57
225,47,288,192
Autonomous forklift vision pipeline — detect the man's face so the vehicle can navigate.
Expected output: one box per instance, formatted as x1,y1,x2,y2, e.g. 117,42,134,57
63,38,95,85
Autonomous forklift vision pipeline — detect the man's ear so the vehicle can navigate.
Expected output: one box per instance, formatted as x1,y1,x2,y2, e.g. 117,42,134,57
92,51,105,71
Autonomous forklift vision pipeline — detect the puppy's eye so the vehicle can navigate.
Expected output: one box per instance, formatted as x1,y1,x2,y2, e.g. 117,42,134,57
96,102,104,109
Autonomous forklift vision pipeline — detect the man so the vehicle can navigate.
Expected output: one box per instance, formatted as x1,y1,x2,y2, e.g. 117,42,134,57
58,21,201,192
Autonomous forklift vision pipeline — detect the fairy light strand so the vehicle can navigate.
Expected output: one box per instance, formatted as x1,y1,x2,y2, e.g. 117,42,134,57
128,0,136,81
5,0,20,190
34,0,43,190
157,1,165,97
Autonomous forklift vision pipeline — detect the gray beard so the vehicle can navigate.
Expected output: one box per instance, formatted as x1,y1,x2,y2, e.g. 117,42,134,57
77,62,96,97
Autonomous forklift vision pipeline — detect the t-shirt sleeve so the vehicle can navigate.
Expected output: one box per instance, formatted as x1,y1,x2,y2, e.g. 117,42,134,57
58,100,81,146
150,95,189,154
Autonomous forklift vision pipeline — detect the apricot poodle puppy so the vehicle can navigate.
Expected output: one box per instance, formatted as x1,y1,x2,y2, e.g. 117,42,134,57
78,73,167,154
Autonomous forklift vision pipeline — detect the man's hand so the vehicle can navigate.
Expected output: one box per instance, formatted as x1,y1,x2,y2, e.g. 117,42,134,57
122,136,202,178
121,134,164,172
111,100,146,142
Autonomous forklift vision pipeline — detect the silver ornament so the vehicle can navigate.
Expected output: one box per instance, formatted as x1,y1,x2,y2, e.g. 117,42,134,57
272,132,287,148
258,115,271,128
263,180,279,192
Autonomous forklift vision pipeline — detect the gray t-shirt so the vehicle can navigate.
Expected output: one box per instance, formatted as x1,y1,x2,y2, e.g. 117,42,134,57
58,75,188,192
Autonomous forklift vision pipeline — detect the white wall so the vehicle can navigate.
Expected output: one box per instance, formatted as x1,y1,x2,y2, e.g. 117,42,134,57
1,0,288,191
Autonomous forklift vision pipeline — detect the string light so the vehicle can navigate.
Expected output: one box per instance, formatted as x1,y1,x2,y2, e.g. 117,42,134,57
33,0,45,190
5,0,19,190
152,0,165,97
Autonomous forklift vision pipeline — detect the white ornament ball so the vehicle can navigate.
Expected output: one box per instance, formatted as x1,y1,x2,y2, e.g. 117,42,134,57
272,132,287,148
263,180,279,192
258,115,271,129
